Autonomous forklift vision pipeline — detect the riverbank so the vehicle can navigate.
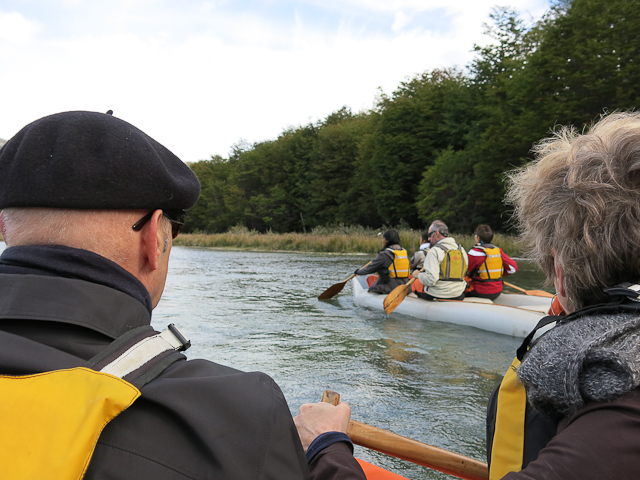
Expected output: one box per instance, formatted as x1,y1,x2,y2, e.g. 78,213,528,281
0,228,524,257
174,227,524,257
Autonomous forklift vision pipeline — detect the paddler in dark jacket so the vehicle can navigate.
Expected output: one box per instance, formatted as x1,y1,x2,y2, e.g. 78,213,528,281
485,111,640,480
354,229,410,294
0,110,365,480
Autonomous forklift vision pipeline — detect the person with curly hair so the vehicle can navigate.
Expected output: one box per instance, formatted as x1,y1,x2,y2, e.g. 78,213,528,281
487,112,640,479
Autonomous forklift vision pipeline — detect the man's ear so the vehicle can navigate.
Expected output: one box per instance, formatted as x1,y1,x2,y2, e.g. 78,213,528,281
142,210,164,271
0,212,5,241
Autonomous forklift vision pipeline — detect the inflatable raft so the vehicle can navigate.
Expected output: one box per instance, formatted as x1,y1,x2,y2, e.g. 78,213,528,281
352,276,553,338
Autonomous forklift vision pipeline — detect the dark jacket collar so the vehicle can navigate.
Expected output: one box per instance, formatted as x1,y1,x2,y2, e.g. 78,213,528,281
0,244,152,314
0,245,153,339
0,273,151,339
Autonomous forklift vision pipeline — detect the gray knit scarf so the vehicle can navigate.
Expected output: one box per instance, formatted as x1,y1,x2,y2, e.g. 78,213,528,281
517,311,640,419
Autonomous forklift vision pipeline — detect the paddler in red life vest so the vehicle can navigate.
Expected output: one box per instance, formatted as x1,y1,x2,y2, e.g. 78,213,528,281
466,224,518,300
354,229,410,294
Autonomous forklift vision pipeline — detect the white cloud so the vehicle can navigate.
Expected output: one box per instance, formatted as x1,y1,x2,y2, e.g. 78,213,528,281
391,11,411,33
0,1,553,163
0,10,38,45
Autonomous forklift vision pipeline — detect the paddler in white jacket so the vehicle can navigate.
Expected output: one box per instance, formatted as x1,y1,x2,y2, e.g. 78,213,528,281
412,220,468,301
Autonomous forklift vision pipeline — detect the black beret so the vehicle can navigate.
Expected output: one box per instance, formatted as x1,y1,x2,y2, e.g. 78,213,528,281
0,111,201,210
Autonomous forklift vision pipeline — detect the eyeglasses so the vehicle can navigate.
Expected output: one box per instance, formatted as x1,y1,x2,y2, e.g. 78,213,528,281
132,209,186,239
427,230,436,238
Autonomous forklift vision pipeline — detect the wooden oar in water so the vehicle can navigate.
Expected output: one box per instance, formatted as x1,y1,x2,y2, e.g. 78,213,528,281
503,281,554,298
318,262,371,300
321,390,489,480
383,269,423,314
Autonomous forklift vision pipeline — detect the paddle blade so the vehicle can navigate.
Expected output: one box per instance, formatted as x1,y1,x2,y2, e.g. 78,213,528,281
318,281,347,300
383,284,412,314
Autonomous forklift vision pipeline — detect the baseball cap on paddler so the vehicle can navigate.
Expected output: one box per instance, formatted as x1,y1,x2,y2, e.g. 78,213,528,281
0,110,200,210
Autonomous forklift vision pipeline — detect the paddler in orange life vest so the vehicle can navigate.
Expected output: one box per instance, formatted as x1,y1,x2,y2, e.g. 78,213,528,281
466,224,518,300
354,229,410,294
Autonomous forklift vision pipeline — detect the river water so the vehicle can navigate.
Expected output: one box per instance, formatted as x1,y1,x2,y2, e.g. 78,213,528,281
0,242,549,479
154,247,549,480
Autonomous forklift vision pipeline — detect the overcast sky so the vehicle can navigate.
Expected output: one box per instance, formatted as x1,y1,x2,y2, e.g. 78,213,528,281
0,0,551,163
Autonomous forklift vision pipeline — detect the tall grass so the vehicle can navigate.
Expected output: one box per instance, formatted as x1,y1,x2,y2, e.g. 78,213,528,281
175,225,524,257
0,225,522,256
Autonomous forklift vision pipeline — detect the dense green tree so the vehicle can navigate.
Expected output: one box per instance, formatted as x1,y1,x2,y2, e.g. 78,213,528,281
342,114,387,228
417,9,534,232
369,68,474,227
186,155,248,233
525,0,640,126
305,108,375,227
187,0,640,234
241,125,316,232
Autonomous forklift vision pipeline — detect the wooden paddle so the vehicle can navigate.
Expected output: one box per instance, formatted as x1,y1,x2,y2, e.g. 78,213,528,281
503,281,554,298
318,262,372,300
321,390,488,480
383,269,422,314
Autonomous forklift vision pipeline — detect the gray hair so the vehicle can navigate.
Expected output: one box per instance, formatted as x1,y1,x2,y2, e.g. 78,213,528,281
430,220,449,236
506,112,640,310
1,208,172,259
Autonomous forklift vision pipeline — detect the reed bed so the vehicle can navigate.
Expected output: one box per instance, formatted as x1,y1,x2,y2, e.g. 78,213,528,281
0,226,523,256
175,226,524,257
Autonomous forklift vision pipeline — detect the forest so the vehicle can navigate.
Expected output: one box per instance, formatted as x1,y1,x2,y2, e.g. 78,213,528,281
186,0,640,234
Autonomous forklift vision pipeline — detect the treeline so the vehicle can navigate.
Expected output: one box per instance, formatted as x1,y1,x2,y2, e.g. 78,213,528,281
187,0,640,234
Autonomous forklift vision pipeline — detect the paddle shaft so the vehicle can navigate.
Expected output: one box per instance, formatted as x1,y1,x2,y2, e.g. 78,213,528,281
321,391,488,480
383,269,422,314
503,281,554,298
503,281,526,293
341,273,358,285
318,262,372,300
344,261,372,283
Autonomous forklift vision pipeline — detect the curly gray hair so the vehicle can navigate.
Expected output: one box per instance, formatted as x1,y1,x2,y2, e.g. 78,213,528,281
506,112,640,311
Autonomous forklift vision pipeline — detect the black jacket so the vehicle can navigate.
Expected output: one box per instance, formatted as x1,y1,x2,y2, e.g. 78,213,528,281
355,244,408,294
0,245,364,480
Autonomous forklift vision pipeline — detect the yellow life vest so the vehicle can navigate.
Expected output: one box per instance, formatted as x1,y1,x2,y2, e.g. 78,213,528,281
476,244,503,281
435,243,467,281
489,314,560,478
0,324,189,480
386,248,410,278
489,357,527,479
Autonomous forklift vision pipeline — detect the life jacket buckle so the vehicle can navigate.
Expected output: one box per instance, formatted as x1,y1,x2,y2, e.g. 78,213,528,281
167,323,191,351
604,283,640,303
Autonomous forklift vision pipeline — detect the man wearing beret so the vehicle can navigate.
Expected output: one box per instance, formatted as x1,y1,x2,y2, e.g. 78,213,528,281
0,111,365,479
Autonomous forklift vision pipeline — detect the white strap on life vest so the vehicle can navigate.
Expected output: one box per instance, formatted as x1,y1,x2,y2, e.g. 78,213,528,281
100,325,190,378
